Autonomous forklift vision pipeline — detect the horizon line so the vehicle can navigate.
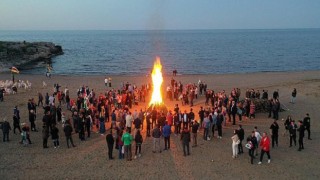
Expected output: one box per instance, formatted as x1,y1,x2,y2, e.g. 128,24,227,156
1,27,320,31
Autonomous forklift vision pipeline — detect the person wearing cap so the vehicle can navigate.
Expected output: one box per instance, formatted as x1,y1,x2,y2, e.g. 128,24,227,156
181,127,191,156
297,120,305,151
303,113,311,140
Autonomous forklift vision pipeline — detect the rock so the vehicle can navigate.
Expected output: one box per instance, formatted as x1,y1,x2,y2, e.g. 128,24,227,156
0,41,63,72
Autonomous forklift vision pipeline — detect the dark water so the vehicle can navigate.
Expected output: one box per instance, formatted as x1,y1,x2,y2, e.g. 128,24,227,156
1,29,320,75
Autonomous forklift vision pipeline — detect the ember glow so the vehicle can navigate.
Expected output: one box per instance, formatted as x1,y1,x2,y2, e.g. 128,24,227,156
149,56,164,106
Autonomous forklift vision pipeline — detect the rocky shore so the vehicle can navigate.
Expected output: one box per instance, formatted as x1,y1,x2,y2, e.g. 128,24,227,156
0,41,63,72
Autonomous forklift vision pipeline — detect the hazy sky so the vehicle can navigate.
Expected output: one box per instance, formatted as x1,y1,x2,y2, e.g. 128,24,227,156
0,0,319,30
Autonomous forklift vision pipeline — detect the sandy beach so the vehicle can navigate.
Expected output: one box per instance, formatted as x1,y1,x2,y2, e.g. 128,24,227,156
0,70,320,180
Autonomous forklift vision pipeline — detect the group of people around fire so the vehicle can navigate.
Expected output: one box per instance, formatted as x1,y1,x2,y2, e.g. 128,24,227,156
0,75,312,165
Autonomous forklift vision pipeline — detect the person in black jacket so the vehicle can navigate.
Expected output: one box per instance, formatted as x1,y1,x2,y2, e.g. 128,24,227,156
303,113,311,140
237,125,245,154
63,120,76,148
289,120,297,147
230,101,237,125
270,120,279,148
134,130,143,159
248,131,258,164
29,110,37,132
106,130,114,160
216,110,224,139
51,124,59,148
181,127,191,156
297,120,305,151
42,125,49,148
13,106,22,134
2,120,11,142
198,107,205,128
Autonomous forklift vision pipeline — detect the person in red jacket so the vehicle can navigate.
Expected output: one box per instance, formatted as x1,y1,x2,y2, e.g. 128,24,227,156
258,132,271,164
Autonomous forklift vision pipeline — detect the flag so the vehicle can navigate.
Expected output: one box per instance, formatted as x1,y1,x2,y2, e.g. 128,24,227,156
10,67,20,74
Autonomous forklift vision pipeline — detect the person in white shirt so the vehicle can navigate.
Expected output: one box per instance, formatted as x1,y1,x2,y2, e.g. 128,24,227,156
254,126,262,156
49,94,55,105
126,112,133,133
104,78,108,87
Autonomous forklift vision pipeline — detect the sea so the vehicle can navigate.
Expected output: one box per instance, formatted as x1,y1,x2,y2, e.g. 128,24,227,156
1,29,320,75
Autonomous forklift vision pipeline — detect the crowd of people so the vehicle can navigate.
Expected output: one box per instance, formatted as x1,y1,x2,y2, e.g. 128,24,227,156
0,75,312,165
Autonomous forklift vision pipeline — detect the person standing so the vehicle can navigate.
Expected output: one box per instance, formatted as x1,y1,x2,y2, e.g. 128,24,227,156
247,132,257,164
121,129,133,161
249,101,256,119
134,130,143,159
191,120,199,147
254,126,262,156
216,110,224,139
63,120,76,148
303,113,311,140
291,88,297,104
202,115,210,140
29,110,37,132
38,92,44,107
13,106,21,134
108,77,112,87
258,132,271,164
42,125,49,148
297,120,305,151
230,101,237,125
182,110,189,130
133,116,142,136
152,125,162,153
289,120,297,147
269,120,279,148
111,110,117,129
125,112,133,133
162,122,171,150
146,113,151,137
2,120,11,142
106,130,114,160
198,107,205,128
231,130,239,158
0,88,4,102
237,125,245,154
51,124,60,148
181,127,191,156
117,131,124,159
104,77,108,87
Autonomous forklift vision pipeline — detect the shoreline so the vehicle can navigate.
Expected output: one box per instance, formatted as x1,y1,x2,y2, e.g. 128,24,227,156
1,69,320,77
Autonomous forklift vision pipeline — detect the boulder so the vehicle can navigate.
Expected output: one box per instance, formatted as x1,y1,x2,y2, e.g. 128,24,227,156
0,41,63,72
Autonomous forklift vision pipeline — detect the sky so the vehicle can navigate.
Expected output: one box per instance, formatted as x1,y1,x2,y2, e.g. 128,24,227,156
0,0,319,30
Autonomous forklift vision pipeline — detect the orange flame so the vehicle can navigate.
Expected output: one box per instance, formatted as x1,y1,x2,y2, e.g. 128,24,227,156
149,56,163,106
